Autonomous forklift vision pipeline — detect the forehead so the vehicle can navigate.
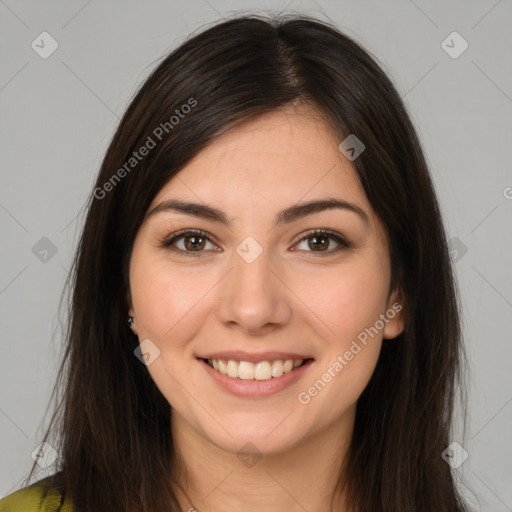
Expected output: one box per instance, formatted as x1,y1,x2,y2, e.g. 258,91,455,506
149,106,370,216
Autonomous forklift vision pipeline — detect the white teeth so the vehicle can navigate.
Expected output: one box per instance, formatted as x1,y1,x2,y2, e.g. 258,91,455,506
218,360,227,375
206,358,305,381
254,361,272,380
226,360,239,378
283,360,294,373
271,360,284,378
238,361,255,380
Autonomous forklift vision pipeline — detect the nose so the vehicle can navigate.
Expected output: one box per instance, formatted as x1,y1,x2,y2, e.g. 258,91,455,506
215,242,292,335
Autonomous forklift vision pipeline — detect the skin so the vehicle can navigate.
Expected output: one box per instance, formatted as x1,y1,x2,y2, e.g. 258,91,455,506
127,103,405,512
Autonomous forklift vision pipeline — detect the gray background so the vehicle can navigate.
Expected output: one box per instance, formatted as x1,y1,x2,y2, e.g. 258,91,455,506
1,0,511,509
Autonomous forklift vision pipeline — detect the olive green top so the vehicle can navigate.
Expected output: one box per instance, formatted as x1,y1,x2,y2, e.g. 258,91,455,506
0,483,73,512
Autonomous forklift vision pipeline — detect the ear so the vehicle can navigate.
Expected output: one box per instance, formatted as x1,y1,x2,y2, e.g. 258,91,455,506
128,312,138,335
382,286,405,340
127,292,138,336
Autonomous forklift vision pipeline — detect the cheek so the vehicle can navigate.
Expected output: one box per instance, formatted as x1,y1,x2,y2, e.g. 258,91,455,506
292,259,389,413
130,255,216,341
298,340,381,429
129,255,210,409
290,257,390,345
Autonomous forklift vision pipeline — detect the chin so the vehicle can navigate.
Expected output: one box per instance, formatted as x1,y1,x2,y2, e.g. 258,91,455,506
196,413,308,457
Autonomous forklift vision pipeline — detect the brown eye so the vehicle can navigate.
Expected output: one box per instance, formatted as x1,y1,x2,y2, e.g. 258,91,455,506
183,234,206,251
160,229,218,257
293,229,351,255
308,234,330,251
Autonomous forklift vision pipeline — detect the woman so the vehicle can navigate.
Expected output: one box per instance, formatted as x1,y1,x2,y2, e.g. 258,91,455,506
0,12,469,512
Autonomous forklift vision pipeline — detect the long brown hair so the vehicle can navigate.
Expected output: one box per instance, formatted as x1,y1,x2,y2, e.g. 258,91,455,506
20,12,469,511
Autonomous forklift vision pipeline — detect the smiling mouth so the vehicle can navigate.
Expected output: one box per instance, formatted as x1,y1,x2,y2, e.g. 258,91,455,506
201,357,313,381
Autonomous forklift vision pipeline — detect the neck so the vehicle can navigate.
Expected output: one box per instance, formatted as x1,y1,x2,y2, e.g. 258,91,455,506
170,408,355,512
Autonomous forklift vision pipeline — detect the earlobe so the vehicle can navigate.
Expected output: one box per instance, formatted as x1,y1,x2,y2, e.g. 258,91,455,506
383,287,406,340
128,308,138,335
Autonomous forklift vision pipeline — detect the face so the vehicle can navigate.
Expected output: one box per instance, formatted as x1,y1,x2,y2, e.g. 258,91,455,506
127,105,404,456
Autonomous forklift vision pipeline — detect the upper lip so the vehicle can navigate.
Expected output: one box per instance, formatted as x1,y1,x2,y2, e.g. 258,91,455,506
197,351,314,363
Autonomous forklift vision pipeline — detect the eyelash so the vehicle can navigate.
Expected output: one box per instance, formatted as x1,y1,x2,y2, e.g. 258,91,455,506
158,228,352,258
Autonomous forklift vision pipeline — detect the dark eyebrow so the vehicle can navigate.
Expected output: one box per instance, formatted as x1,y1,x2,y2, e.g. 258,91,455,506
145,198,369,227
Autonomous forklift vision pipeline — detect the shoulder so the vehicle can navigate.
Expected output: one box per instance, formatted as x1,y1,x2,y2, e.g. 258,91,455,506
0,475,73,512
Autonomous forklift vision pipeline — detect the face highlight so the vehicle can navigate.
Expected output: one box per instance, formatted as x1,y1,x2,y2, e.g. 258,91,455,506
127,105,404,456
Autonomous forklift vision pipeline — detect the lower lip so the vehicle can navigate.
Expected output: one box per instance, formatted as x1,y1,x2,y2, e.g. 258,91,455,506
198,358,314,398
